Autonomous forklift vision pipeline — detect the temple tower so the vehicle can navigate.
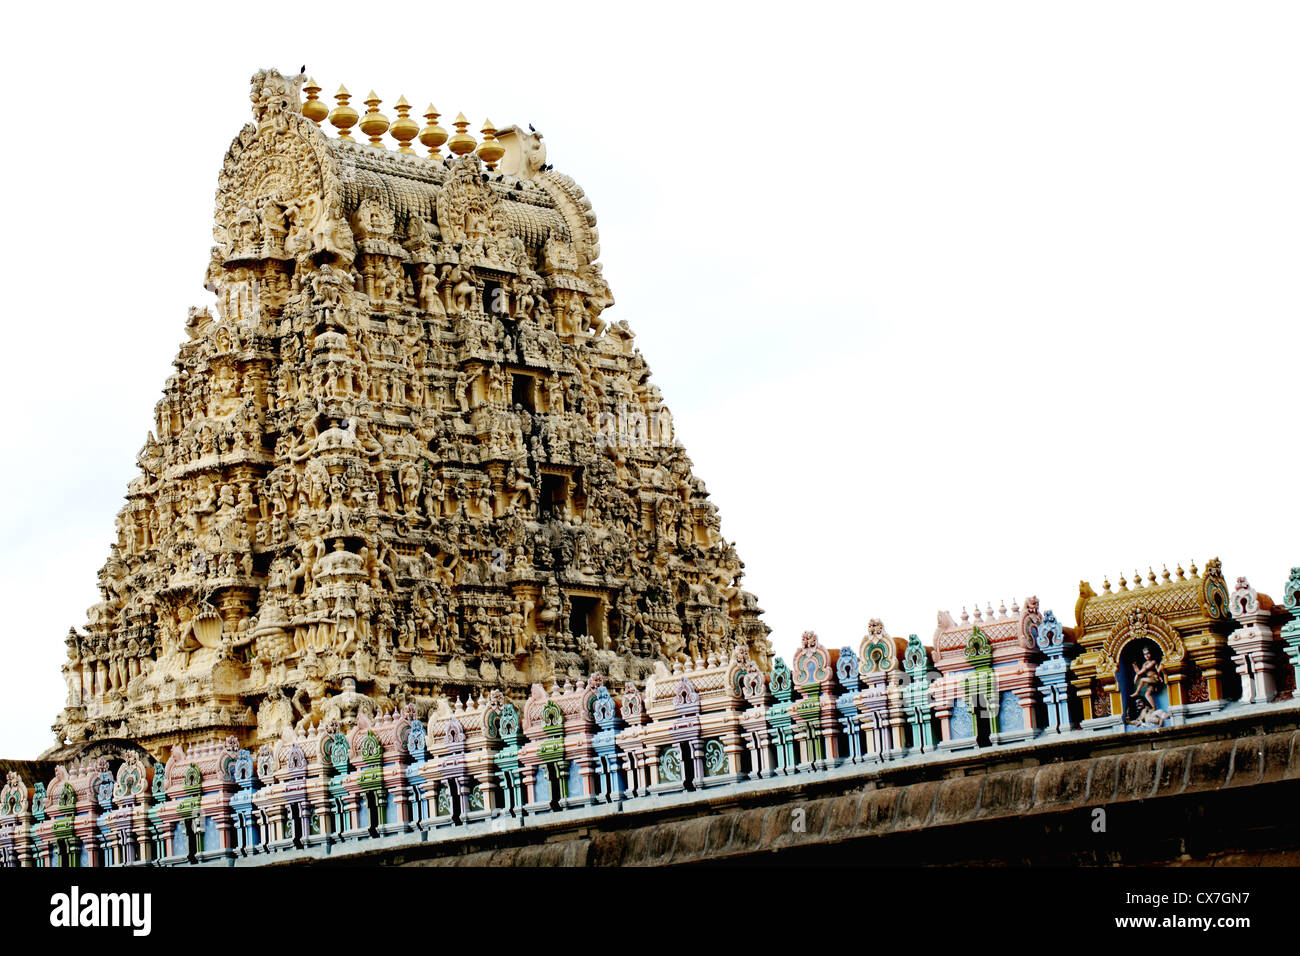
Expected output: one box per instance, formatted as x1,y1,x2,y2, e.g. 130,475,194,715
51,69,769,757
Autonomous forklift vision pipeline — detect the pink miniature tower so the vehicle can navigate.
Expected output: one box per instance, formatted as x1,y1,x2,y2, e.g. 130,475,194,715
282,722,349,849
989,597,1045,743
0,772,35,867
1229,576,1292,704
639,659,707,793
615,681,651,797
101,753,152,865
560,676,604,807
518,683,574,812
932,598,1043,748
633,650,753,790
256,734,311,852
420,696,475,825
790,631,844,770
856,620,912,760
32,765,76,866
738,662,778,777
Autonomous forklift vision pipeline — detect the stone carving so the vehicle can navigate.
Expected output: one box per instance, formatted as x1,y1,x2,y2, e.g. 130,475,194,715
50,68,769,757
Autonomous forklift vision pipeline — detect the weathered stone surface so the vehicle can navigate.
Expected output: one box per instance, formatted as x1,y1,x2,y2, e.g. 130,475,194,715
974,768,1035,818
704,812,738,855
586,830,626,867
931,776,982,826
823,792,862,839
893,780,939,831
1032,760,1090,810
857,787,901,834
1287,732,1300,780
733,807,770,852
626,825,677,866
1259,732,1293,784
1115,751,1160,801
1153,747,1189,797
1086,755,1119,802
1185,739,1235,792
666,817,712,863
1226,735,1263,787
763,796,833,850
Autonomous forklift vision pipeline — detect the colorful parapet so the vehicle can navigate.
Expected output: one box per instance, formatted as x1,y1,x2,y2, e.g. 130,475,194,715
630,649,752,792
4,559,1297,867
931,598,1044,749
419,691,504,822
1070,560,1235,731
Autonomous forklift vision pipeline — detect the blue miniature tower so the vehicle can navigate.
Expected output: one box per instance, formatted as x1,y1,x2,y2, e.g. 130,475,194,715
229,749,260,854
404,717,431,827
835,646,866,763
591,685,627,802
1035,610,1079,734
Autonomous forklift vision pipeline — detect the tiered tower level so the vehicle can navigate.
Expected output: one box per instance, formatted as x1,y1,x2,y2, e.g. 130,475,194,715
53,69,770,755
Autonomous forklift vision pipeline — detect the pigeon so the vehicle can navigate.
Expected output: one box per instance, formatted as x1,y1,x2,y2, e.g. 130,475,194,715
528,123,536,132
300,65,306,75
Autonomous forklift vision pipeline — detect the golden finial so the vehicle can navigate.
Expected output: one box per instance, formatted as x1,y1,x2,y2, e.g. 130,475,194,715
1147,567,1157,587
329,85,359,140
1176,563,1185,580
1161,564,1171,584
359,91,390,147
476,119,505,171
419,104,448,157
1189,559,1199,578
1118,572,1127,591
390,96,419,154
447,112,477,156
302,77,328,127
1102,576,1111,593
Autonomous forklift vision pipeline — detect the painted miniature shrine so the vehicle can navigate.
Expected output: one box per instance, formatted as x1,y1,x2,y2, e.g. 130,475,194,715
2,70,1296,867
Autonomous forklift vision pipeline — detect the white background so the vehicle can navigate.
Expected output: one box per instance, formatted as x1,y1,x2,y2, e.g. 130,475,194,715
0,1,1296,757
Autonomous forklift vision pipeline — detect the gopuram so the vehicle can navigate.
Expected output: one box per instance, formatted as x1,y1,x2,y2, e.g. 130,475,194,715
50,68,770,758
2,69,1296,868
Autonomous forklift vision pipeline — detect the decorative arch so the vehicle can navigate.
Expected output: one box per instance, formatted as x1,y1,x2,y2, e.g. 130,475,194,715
859,619,897,674
792,631,829,685
1098,604,1185,676
214,103,350,266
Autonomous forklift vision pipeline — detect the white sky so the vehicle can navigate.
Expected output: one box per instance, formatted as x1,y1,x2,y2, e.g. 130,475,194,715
1,1,1297,757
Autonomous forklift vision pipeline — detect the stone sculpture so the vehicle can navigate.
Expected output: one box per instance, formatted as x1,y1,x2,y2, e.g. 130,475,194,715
50,69,769,757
